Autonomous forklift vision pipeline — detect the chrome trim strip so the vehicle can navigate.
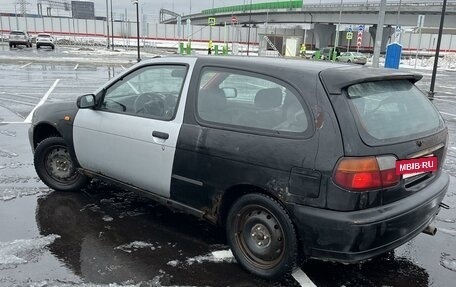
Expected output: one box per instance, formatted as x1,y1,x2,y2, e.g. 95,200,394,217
172,174,204,187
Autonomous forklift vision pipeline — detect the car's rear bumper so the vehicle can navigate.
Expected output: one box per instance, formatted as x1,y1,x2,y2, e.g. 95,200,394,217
37,42,54,46
9,40,29,45
291,171,449,263
353,59,367,64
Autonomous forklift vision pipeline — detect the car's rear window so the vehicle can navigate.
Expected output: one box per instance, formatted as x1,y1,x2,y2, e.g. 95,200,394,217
347,80,442,143
38,34,51,38
10,31,25,35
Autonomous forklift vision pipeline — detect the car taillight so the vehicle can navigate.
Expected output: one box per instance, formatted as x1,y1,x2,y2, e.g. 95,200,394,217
333,156,399,191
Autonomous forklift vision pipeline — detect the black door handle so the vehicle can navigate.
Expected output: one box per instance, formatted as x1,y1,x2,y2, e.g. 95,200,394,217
152,131,169,140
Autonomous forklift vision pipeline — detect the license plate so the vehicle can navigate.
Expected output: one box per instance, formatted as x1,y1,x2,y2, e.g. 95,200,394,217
396,156,438,178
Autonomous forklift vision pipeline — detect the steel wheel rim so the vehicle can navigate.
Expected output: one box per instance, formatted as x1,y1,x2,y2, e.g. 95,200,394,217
44,145,78,184
234,204,285,270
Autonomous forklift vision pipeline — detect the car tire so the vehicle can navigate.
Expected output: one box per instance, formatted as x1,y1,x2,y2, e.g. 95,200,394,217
51,45,55,50
36,45,40,49
226,193,298,280
9,44,12,48
34,137,89,192
347,60,351,63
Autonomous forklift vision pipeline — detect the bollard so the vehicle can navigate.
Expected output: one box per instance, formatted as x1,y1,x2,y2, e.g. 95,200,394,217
179,42,184,55
214,45,219,55
186,42,191,55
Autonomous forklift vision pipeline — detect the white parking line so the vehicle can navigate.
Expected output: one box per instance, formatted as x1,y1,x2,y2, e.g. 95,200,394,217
24,79,60,123
20,62,32,69
292,268,317,287
120,64,126,70
74,64,79,70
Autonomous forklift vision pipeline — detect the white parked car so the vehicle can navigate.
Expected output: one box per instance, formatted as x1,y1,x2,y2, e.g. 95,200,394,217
36,33,55,49
8,30,32,48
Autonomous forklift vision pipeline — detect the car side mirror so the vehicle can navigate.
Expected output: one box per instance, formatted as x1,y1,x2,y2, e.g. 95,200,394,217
77,94,96,109
222,87,237,99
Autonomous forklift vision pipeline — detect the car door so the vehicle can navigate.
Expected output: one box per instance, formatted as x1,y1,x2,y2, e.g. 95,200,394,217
171,65,319,210
73,59,196,198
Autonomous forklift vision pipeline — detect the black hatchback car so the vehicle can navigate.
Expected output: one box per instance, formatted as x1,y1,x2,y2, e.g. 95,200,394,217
29,56,449,279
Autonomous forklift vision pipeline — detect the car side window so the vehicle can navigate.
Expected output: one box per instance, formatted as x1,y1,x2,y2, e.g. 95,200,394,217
101,65,186,120
197,68,309,134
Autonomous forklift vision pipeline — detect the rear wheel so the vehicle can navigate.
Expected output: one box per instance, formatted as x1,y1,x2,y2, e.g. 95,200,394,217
34,137,89,192
347,59,351,63
36,44,40,49
226,193,298,279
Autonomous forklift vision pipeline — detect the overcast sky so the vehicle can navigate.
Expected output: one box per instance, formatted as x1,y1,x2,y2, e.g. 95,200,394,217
0,0,371,20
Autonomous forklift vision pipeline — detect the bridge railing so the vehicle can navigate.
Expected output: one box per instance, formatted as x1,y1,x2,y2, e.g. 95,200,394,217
302,0,456,9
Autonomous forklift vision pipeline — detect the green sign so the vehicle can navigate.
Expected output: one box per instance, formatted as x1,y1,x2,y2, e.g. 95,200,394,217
208,17,216,26
346,32,353,40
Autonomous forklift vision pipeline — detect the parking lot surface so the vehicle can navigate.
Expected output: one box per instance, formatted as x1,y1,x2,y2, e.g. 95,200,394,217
0,47,455,287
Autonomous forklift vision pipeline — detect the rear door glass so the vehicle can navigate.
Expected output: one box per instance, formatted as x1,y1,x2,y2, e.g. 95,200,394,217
347,80,443,144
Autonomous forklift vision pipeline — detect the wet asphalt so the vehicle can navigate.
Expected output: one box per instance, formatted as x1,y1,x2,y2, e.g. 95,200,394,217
0,45,455,287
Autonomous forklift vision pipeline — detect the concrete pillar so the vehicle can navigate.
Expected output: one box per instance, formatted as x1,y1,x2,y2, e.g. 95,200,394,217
313,23,336,49
369,25,395,53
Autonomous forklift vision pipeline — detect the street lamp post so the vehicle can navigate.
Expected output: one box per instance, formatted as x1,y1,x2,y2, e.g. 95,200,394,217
110,0,114,50
132,0,141,62
428,0,448,98
247,0,252,56
106,0,110,49
333,0,343,61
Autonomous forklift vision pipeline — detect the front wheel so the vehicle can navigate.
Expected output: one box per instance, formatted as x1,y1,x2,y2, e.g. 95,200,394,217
226,193,298,279
34,137,89,192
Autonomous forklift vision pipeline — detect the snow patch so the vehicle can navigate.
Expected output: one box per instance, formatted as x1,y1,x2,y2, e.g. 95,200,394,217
115,241,156,253
438,228,456,237
166,260,180,267
0,147,18,158
0,234,60,269
0,129,16,137
118,211,145,218
186,249,236,265
27,280,141,287
0,187,50,201
102,215,114,222
440,253,456,272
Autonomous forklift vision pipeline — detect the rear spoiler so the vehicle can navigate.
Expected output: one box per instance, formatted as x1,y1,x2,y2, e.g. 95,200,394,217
319,66,423,95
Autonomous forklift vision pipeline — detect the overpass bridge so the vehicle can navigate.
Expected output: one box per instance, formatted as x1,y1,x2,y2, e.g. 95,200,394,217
162,1,456,28
161,0,455,52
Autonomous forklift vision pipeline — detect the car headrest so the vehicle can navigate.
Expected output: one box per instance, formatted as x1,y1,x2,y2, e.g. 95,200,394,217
198,88,227,112
254,88,282,109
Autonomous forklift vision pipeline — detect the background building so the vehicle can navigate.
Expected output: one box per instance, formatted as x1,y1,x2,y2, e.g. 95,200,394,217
71,1,95,19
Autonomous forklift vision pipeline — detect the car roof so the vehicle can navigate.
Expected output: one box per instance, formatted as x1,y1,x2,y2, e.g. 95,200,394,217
141,56,422,94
